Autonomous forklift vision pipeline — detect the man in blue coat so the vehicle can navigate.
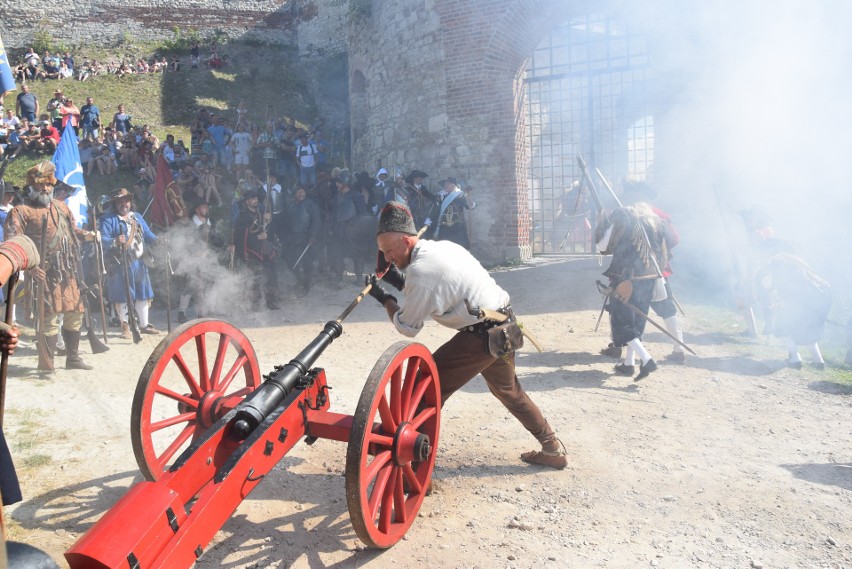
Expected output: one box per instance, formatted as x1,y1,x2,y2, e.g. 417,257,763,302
99,188,160,338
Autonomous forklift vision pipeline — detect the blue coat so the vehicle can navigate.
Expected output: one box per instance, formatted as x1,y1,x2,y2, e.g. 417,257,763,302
99,212,158,303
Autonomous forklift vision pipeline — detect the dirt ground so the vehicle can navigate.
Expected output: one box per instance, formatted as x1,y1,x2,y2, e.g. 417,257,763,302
3,256,850,569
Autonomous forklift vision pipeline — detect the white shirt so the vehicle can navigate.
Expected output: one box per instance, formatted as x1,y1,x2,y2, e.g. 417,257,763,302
2,116,20,129
231,131,252,154
392,239,510,337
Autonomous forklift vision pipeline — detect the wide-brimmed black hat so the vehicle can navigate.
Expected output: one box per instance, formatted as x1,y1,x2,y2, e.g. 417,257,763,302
377,201,416,236
404,170,429,184
622,180,657,203
438,176,459,187
189,198,209,212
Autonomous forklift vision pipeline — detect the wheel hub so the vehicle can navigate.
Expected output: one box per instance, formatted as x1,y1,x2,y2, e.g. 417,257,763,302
393,422,432,466
197,390,225,429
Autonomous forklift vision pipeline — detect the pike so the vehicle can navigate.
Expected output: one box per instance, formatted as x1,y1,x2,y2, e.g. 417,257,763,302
35,215,54,371
596,280,696,355
558,175,586,252
576,154,605,219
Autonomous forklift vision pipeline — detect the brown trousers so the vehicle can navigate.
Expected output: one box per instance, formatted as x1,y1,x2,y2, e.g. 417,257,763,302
432,330,555,444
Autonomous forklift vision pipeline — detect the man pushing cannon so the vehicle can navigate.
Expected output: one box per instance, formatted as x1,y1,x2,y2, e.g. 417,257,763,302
366,201,567,469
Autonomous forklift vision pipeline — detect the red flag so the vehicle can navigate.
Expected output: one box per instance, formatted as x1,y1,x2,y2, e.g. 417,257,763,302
148,155,178,228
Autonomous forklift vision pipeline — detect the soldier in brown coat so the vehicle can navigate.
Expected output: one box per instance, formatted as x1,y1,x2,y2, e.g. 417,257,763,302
3,162,97,371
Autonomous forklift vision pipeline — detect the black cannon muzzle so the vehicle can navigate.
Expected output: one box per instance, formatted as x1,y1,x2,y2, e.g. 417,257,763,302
233,320,343,438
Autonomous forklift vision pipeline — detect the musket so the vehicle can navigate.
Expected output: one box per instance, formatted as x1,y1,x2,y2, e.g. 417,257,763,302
89,202,109,343
121,232,143,344
0,271,20,428
35,215,54,371
596,280,696,355
74,249,109,354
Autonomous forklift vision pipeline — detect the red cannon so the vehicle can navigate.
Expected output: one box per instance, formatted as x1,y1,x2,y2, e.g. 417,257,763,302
65,317,441,568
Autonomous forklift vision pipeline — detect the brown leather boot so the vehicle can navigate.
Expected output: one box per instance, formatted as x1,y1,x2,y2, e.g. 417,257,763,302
62,328,94,370
120,321,131,339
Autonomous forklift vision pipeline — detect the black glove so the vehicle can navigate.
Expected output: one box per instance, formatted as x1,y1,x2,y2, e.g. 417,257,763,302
366,274,397,306
381,263,406,291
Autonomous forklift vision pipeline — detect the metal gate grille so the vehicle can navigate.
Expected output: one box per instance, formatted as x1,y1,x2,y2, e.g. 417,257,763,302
525,14,653,254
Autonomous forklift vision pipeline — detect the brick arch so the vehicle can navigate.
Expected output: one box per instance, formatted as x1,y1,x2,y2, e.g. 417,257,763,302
435,0,579,260
346,0,588,262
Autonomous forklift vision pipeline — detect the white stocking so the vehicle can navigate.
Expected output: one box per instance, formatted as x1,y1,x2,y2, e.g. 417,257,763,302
809,343,825,364
135,299,149,328
786,338,801,363
664,316,684,353
624,345,636,366
627,338,651,365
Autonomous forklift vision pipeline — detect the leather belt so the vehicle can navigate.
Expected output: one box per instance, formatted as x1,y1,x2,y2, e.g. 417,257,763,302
459,306,515,334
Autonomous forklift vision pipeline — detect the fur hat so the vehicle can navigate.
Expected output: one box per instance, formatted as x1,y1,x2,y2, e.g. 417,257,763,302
25,162,57,187
377,201,416,236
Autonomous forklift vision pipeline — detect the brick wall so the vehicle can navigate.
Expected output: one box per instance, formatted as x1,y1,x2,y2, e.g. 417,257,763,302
349,0,578,262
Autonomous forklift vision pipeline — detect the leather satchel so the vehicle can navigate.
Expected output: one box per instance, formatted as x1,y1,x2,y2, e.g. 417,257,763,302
487,321,524,358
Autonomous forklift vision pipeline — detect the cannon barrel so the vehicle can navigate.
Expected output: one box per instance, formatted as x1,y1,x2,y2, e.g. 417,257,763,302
233,320,343,438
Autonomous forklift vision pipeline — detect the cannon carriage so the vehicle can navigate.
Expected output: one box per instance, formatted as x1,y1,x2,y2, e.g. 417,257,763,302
65,315,441,568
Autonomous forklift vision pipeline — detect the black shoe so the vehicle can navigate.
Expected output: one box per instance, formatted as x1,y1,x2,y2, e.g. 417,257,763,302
614,363,635,376
786,360,802,370
635,359,657,381
663,351,686,365
600,343,623,358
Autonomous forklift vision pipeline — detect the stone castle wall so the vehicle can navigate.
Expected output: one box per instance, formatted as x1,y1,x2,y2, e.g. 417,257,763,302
0,0,347,57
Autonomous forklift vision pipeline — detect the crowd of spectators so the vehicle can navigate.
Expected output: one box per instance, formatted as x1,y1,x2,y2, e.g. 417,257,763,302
7,42,230,86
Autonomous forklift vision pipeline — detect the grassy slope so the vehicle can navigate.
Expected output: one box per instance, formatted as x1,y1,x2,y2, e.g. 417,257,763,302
4,42,315,200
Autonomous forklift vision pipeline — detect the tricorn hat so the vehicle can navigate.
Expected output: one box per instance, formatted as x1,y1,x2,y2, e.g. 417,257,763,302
377,201,417,236
404,170,428,184
108,187,134,203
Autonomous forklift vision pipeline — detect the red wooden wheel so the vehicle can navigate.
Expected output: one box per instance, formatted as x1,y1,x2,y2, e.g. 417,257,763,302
131,319,261,481
345,341,441,548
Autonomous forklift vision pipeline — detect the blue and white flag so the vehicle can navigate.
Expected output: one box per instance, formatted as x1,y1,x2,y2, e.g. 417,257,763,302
53,124,89,228
0,32,16,96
